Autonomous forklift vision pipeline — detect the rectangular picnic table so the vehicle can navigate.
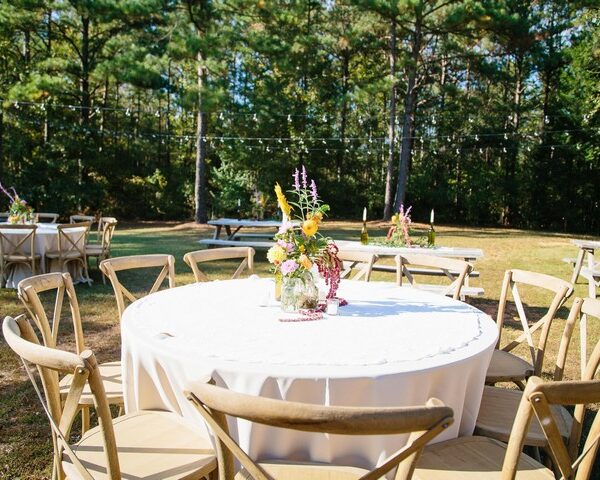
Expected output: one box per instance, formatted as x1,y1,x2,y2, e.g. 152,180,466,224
568,239,600,297
335,240,485,297
200,218,286,248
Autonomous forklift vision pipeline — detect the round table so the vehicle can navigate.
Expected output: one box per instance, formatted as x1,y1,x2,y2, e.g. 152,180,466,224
0,223,87,288
122,278,497,471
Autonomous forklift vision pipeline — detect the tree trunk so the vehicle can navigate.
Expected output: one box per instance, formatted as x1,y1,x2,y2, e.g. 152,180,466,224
195,50,208,223
0,109,4,177
78,15,91,209
394,16,422,211
43,10,52,144
383,17,397,220
501,56,523,225
337,49,349,181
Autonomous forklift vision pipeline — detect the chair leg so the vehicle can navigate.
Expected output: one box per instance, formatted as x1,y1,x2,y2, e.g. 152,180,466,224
81,406,90,433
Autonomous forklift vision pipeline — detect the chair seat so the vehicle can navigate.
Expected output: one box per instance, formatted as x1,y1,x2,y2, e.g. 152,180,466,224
85,245,105,255
236,461,369,480
413,436,554,480
475,386,572,447
60,361,123,405
486,350,534,383
4,253,41,261
46,250,84,259
62,410,216,480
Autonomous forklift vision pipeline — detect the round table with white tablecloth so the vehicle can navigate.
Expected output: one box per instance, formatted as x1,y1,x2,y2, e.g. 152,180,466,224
121,277,498,471
0,223,88,288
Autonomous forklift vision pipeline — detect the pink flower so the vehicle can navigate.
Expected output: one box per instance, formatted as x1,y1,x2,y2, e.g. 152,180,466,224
293,169,300,190
301,165,307,188
277,239,294,253
280,259,299,275
278,221,293,234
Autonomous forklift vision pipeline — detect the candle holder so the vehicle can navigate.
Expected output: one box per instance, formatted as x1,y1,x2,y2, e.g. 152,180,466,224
326,297,340,315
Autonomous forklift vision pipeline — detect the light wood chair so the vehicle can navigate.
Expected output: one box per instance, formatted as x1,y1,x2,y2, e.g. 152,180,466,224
337,250,378,281
86,218,117,283
413,374,600,480
2,315,216,480
183,247,254,283
394,253,474,300
476,296,600,452
70,214,98,242
37,212,60,223
187,381,454,480
100,254,176,319
45,222,92,286
486,269,572,387
0,224,40,287
17,272,124,433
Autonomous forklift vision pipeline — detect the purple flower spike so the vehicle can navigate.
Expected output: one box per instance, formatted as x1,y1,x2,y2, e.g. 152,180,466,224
310,179,318,201
293,169,300,190
301,165,307,188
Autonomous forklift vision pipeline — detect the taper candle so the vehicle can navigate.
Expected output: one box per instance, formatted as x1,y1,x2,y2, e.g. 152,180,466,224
430,209,434,224
363,207,367,222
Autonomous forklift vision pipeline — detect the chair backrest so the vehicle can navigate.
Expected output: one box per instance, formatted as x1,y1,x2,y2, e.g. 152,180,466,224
496,269,572,377
100,254,176,319
187,382,453,480
394,253,472,300
69,214,96,224
37,213,60,223
0,211,9,221
337,250,378,281
183,247,254,282
98,218,118,254
56,222,90,261
503,373,600,480
17,272,85,354
2,315,120,480
0,224,37,258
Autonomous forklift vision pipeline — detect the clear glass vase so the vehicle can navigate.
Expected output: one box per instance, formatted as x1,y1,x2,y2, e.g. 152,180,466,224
280,271,319,312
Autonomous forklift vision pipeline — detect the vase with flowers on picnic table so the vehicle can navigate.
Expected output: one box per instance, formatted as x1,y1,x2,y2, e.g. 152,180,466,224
267,166,342,313
0,182,34,224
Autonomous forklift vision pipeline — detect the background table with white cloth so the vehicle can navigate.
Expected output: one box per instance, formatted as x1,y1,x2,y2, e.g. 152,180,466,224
0,223,87,288
121,278,498,471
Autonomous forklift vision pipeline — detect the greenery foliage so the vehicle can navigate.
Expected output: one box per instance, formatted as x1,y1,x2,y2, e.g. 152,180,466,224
0,1,598,232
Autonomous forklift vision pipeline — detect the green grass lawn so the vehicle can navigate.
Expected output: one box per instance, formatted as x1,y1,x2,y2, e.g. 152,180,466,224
0,220,598,478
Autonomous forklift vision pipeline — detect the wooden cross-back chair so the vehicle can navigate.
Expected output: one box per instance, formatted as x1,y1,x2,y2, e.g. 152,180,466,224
187,382,454,480
394,253,473,300
86,218,117,283
477,297,600,455
17,272,123,433
413,375,600,480
183,247,255,283
69,214,97,242
37,212,60,223
100,254,175,319
45,222,92,286
337,250,378,281
486,269,572,387
2,315,216,480
0,224,39,287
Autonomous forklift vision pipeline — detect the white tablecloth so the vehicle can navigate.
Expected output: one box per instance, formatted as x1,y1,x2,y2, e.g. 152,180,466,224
0,223,86,288
122,278,497,470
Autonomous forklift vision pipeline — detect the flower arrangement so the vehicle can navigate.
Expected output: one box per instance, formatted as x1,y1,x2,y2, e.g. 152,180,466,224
0,182,34,224
267,166,342,305
385,204,428,247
